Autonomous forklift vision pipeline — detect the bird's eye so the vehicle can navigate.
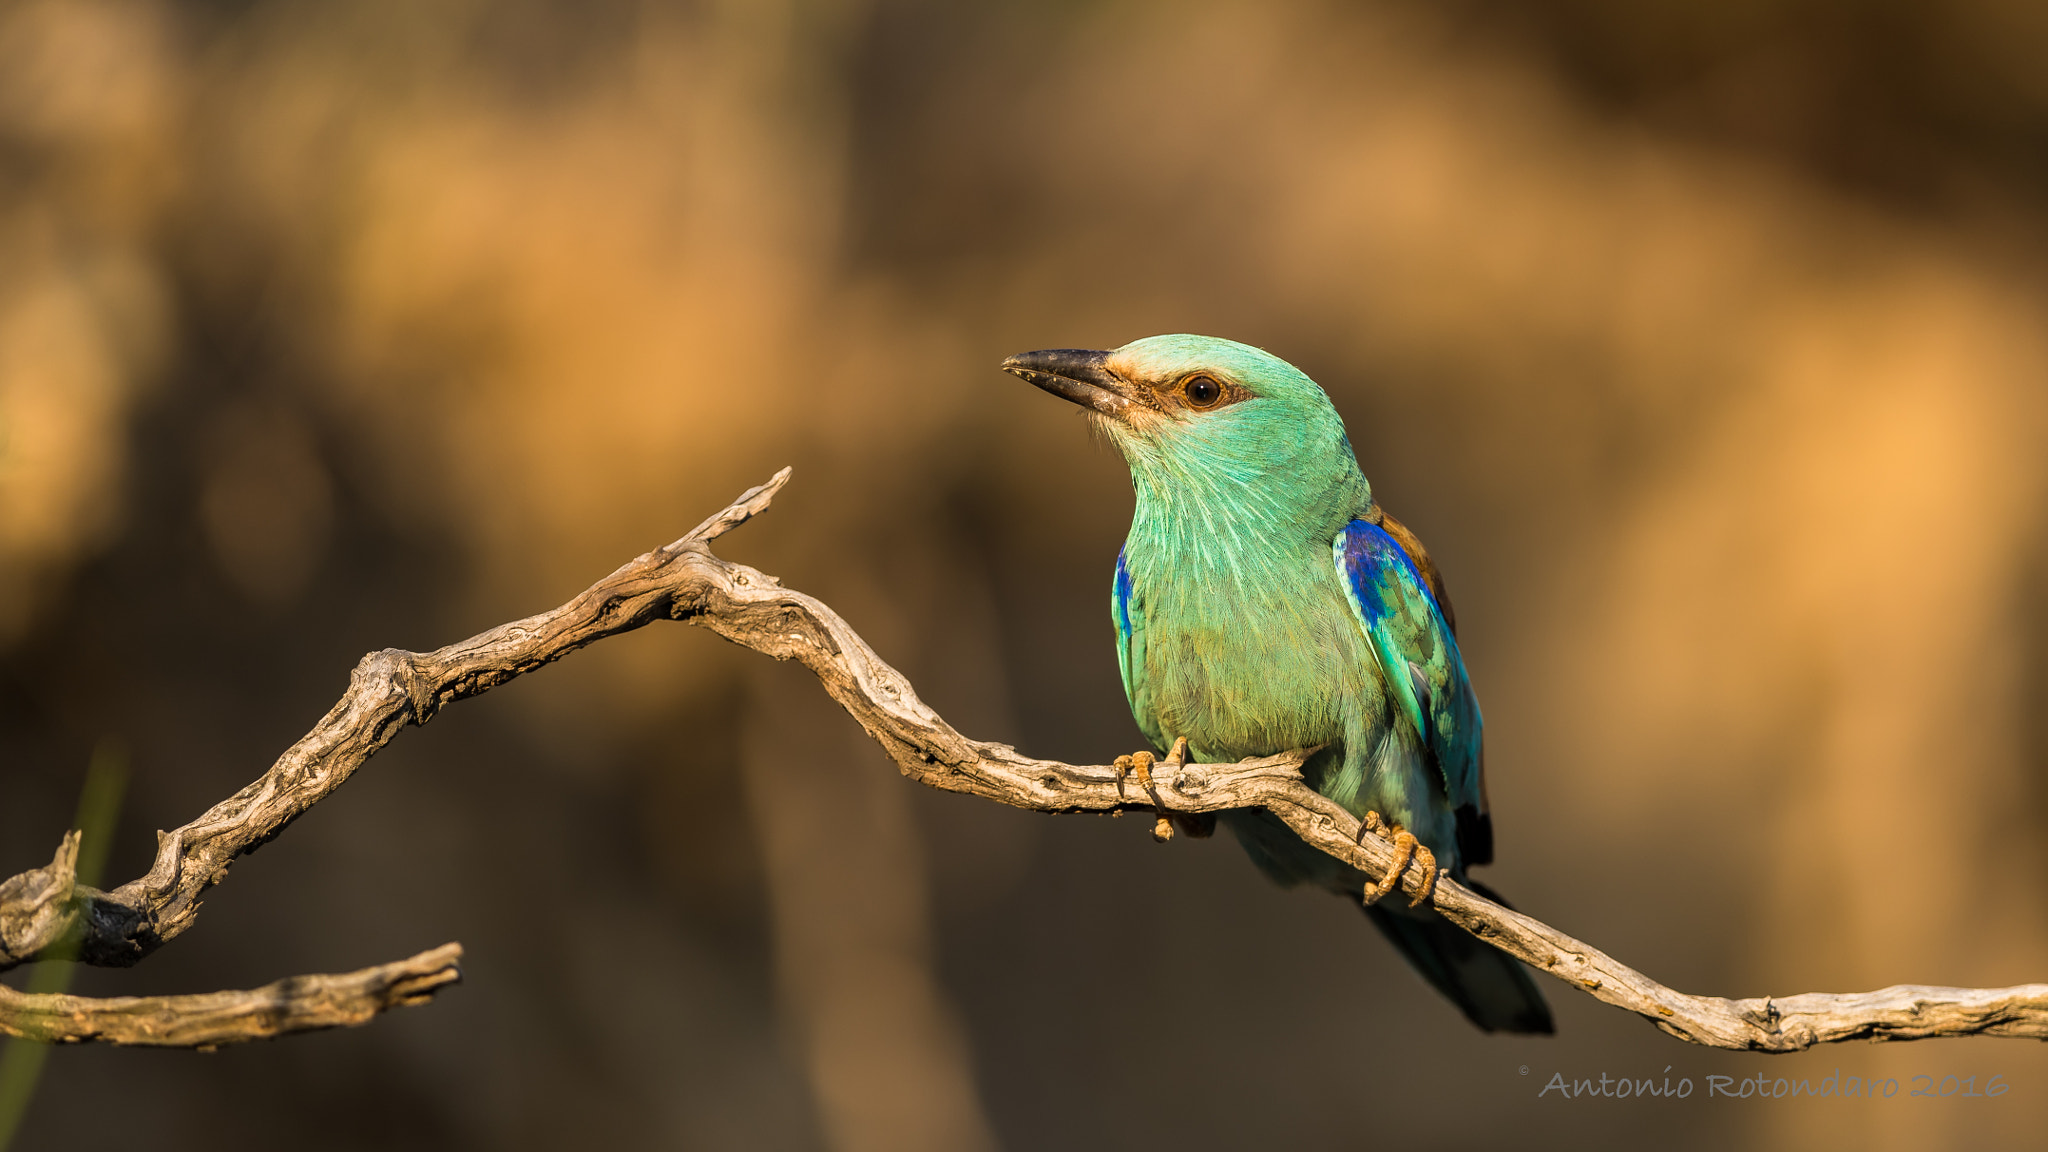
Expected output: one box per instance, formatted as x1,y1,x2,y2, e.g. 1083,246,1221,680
1181,374,1224,409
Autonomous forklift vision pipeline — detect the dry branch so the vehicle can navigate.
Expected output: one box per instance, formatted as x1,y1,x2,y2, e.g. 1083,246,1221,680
4,468,2045,1052
0,944,461,1047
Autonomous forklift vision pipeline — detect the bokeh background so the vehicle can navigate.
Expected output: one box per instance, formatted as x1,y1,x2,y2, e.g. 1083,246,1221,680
4,0,2048,1148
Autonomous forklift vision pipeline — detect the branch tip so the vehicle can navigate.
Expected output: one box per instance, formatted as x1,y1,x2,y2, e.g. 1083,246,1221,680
685,466,793,545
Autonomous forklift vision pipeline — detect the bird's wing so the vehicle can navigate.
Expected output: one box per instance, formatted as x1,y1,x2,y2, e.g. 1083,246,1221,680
1112,548,1160,744
1333,519,1484,819
1378,511,1457,637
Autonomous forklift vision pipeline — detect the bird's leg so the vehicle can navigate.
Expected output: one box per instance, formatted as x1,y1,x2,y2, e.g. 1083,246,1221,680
1404,844,1438,907
1113,737,1195,843
1358,811,1440,908
1157,736,1216,839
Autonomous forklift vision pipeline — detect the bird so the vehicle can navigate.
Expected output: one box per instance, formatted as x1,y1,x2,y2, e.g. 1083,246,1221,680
1000,333,1553,1034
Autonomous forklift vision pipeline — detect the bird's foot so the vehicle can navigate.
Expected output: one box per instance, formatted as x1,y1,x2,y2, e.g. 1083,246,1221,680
1358,811,1438,908
1111,748,1155,796
1114,737,1202,843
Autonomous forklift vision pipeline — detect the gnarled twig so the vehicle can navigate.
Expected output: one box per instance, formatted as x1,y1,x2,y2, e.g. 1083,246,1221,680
3,467,2045,1051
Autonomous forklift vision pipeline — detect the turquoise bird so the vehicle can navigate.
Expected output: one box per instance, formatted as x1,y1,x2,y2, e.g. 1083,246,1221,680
1002,334,1552,1033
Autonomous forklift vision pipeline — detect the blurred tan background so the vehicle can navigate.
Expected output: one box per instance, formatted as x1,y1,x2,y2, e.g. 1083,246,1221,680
4,0,2048,1148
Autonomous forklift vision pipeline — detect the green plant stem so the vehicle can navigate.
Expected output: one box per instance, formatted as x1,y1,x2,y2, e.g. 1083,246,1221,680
0,739,128,1152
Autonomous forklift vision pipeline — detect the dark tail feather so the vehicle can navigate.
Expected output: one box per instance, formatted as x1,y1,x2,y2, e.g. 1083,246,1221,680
1361,885,1554,1034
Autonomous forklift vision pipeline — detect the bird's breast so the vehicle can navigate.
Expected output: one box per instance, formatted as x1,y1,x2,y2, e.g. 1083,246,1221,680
1126,552,1378,762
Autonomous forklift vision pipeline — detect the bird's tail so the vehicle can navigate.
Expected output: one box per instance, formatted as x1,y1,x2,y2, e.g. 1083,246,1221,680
1360,881,1554,1034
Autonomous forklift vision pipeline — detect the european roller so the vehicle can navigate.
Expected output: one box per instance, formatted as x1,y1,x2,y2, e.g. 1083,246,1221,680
1002,334,1552,1034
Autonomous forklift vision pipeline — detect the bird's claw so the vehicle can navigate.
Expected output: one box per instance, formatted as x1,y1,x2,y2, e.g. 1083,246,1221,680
1356,809,1387,844
1359,811,1439,908
1114,737,1192,843
1112,750,1155,795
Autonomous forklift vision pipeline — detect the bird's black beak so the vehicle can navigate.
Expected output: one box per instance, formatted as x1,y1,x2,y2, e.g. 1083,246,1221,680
1000,348,1135,420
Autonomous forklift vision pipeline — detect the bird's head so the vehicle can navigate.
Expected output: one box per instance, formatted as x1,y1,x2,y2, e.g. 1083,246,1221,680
1001,334,1371,532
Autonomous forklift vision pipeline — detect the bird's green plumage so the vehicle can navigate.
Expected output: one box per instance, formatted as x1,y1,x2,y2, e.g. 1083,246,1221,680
1012,332,1551,1033
1101,335,1457,863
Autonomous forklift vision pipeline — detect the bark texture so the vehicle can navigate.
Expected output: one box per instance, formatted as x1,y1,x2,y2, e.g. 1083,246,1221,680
0,945,461,1047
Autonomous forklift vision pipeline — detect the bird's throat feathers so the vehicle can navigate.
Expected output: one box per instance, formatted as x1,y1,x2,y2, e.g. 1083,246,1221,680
1105,398,1371,587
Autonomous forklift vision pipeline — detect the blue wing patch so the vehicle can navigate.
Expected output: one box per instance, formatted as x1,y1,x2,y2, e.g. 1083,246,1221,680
1113,547,1134,646
1333,520,1484,813
1112,548,1151,734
